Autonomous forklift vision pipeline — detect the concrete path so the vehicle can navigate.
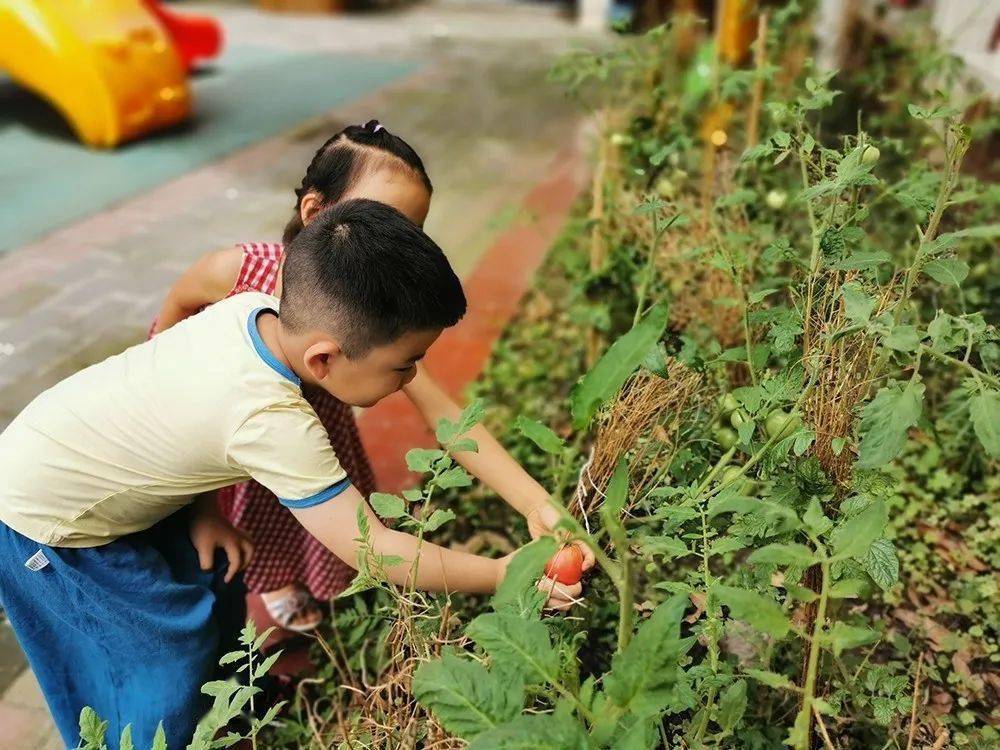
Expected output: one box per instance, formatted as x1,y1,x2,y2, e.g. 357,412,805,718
0,2,596,747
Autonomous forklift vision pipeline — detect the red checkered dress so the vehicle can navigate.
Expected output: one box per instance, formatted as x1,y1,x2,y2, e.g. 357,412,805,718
216,242,377,599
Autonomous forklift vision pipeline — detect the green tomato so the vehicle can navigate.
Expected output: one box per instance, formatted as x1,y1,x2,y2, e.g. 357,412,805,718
971,262,989,280
656,177,675,199
730,410,749,428
765,189,787,210
861,145,880,165
718,393,740,415
714,427,738,450
765,409,800,440
645,562,657,574
719,466,755,494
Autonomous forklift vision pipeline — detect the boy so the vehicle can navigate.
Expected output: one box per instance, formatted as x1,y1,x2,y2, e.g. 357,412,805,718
0,199,581,747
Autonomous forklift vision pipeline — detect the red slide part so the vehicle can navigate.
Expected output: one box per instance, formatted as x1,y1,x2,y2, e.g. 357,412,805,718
143,0,223,71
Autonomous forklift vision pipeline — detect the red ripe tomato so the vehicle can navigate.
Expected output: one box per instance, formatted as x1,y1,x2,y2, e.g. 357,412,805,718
545,545,584,585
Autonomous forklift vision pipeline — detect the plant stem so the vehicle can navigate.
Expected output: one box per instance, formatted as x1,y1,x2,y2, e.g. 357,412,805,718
798,560,830,750
616,552,635,653
919,344,998,388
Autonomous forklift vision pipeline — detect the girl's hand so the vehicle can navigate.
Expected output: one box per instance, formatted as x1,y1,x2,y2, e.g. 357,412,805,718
524,502,596,572
189,507,254,583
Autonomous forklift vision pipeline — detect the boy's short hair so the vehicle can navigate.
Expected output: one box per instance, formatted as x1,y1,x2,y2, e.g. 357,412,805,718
280,198,466,358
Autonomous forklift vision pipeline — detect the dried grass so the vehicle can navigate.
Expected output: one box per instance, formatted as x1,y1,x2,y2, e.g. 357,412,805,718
573,359,706,520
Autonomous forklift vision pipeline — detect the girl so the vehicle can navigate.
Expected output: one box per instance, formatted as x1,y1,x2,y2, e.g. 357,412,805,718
155,120,589,631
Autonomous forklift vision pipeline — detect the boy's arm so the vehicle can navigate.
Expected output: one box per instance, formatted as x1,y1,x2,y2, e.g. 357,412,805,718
402,366,594,567
288,485,581,608
153,247,243,333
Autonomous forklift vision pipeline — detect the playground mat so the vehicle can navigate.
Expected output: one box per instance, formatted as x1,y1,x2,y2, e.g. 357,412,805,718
0,46,415,254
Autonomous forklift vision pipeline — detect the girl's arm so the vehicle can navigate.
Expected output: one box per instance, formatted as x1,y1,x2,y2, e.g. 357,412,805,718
402,366,595,567
289,486,580,609
153,247,243,333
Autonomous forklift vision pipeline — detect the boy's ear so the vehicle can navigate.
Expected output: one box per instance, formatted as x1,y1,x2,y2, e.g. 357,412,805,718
302,339,343,382
299,191,326,226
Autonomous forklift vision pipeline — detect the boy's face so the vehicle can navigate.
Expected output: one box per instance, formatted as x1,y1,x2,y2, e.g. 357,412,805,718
319,328,441,407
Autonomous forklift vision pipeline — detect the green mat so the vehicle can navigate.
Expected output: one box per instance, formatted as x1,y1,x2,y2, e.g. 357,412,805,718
0,47,416,254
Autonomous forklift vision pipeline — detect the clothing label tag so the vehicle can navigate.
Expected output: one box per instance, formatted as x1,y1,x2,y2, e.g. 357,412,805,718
24,550,49,571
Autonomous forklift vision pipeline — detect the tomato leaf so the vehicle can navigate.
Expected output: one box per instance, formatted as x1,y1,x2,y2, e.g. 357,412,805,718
570,303,669,429
467,713,590,750
831,499,888,560
369,492,407,519
413,652,523,739
970,389,1000,458
923,258,969,286
824,622,879,656
466,613,559,686
514,416,565,454
715,586,789,638
718,680,748,732
604,595,694,717
841,282,875,323
857,381,924,468
747,543,816,568
863,538,899,590
744,669,796,691
491,537,556,618
406,448,445,473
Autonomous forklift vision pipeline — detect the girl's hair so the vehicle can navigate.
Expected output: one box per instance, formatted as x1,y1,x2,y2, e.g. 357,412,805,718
282,120,432,244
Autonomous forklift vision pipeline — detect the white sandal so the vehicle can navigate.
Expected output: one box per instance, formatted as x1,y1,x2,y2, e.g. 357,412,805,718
262,589,322,633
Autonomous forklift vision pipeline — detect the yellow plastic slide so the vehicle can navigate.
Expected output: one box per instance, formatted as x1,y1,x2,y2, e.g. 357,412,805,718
0,0,190,148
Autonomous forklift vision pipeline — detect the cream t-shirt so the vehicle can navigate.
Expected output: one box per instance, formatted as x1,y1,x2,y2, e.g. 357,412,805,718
0,292,349,547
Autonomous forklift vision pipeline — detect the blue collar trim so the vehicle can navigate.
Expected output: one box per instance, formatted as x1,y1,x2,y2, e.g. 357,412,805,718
247,307,300,386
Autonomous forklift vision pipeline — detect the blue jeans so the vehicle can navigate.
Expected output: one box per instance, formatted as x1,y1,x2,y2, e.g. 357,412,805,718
0,511,245,749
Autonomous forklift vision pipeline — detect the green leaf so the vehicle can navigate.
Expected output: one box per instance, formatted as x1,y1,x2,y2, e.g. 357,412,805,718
863,538,899,590
466,613,558,685
970,390,1000,458
601,456,629,520
857,381,924,468
422,508,456,533
152,723,167,750
491,536,556,617
718,680,748,732
436,466,473,489
642,535,689,560
118,725,134,750
748,543,815,568
829,578,866,599
926,224,1000,255
923,258,969,286
824,622,879,656
831,499,888,560
830,250,892,271
406,448,445,473
716,586,789,638
78,707,108,750
513,416,565,454
570,303,669,429
413,652,523,739
884,325,921,352
604,596,694,717
369,492,407,519
841,282,875,323
744,669,796,691
253,651,282,681
467,713,589,750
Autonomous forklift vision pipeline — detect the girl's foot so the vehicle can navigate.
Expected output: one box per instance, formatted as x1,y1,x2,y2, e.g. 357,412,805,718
261,585,323,633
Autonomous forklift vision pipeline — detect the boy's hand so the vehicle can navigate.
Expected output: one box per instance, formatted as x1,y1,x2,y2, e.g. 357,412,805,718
496,551,584,612
524,502,596,572
189,507,254,584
